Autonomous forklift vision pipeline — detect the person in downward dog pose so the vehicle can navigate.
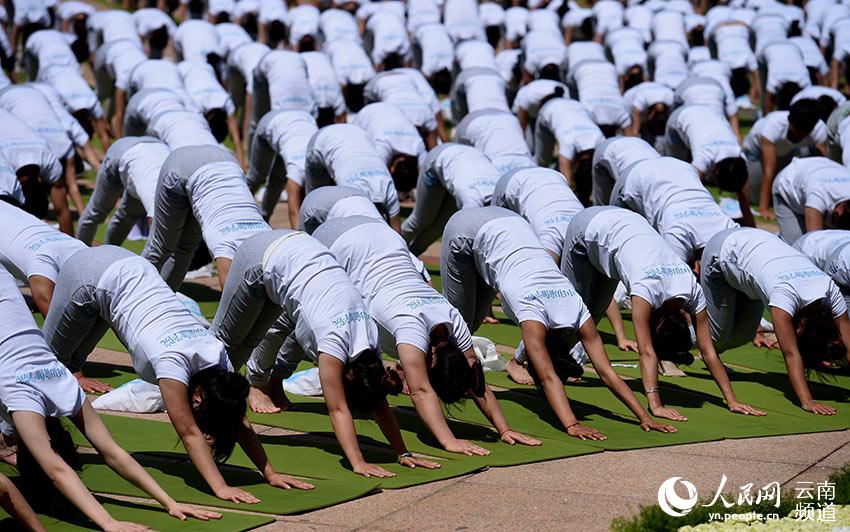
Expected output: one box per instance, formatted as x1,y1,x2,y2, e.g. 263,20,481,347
440,206,678,439
211,230,440,478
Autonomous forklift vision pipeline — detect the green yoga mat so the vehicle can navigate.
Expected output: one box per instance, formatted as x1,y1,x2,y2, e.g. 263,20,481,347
63,415,381,515
0,464,273,531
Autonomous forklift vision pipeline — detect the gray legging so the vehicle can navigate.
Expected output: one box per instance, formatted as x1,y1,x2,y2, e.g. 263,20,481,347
700,227,765,353
591,137,618,206
76,137,158,245
42,246,137,373
142,145,236,290
402,144,459,255
247,111,290,219
440,207,517,330
209,229,297,386
559,206,620,322
774,193,806,244
298,185,372,234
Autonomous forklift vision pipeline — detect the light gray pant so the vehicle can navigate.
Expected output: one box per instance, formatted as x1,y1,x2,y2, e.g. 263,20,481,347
440,207,513,330
298,185,367,234
560,206,620,322
247,132,287,220
76,169,145,246
142,146,235,289
209,229,297,386
591,137,618,206
42,246,136,373
700,227,765,353
533,119,558,167
402,147,458,255
774,193,805,244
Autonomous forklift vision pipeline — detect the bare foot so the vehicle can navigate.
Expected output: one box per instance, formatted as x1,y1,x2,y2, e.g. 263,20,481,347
657,360,686,377
483,315,499,324
506,358,534,385
248,381,292,413
752,331,778,349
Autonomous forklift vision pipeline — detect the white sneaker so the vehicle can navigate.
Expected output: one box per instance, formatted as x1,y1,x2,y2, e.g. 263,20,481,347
185,263,214,279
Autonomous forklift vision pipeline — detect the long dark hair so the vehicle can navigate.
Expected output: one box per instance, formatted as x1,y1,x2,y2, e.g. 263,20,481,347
649,307,694,365
527,328,585,390
343,350,403,414
425,338,485,404
188,368,250,462
795,302,846,370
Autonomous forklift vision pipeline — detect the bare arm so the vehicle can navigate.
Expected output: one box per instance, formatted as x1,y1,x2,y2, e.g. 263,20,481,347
0,474,46,532
27,275,54,317
113,90,127,138
694,311,765,415
12,411,120,530
632,297,688,421
519,320,606,439
159,378,260,503
318,354,396,477
628,108,641,136
285,181,303,229
235,416,314,490
227,114,246,169
398,344,489,455
771,307,836,414
805,206,825,233
758,137,777,219
606,299,637,351
50,179,74,236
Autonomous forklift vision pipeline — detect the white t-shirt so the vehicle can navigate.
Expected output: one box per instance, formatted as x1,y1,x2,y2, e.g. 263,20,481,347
174,19,223,63
789,36,829,76
310,124,400,217
320,9,359,44
455,67,509,114
474,214,592,330
321,218,471,356
257,51,316,115
287,4,320,47
324,40,375,86
773,157,850,218
760,41,811,94
26,30,77,72
675,76,738,117
456,110,535,174
227,42,270,95
522,30,567,75
0,154,23,205
0,201,86,282
791,86,847,107
512,79,568,119
606,27,648,76
713,23,757,71
128,59,187,98
257,110,317,187
565,41,606,71
443,0,485,42
37,65,104,118
133,8,177,38
301,52,346,116
13,0,50,26
427,144,499,209
97,257,231,385
0,85,73,160
495,167,583,257
147,110,218,149
715,228,847,317
0,109,61,184
185,160,270,259
454,40,497,71
179,61,236,115
262,231,378,365
366,10,410,65
354,102,426,164
582,208,707,311
667,104,743,173
617,157,739,261
793,229,850,272
414,23,453,76
215,23,251,56
595,136,662,183
624,82,675,114
407,0,440,33
120,141,171,215
744,111,828,160
537,98,605,160
98,39,147,93
365,70,438,132
571,61,631,128
0,266,84,418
